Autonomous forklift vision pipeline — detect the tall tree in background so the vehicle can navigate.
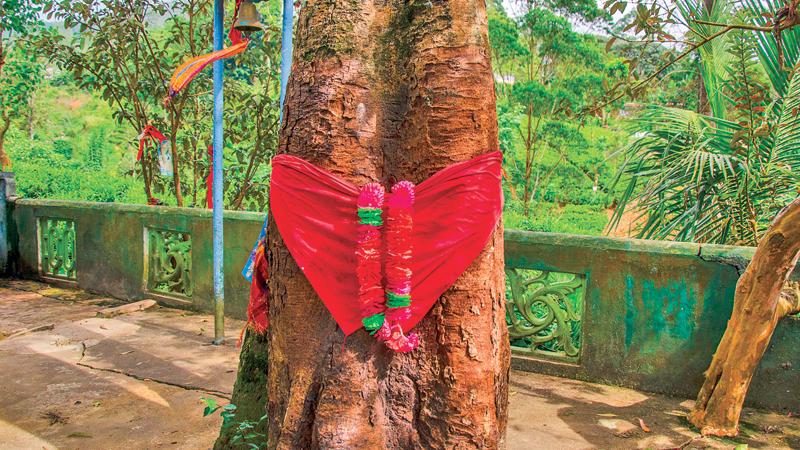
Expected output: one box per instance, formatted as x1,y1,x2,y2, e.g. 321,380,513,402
36,0,192,204
0,0,36,74
219,0,509,447
0,0,40,169
493,1,616,215
32,0,280,209
0,43,42,170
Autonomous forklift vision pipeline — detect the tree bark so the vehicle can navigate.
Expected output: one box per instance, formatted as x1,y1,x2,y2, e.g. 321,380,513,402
689,196,800,436
218,1,509,449
27,91,35,140
0,112,12,170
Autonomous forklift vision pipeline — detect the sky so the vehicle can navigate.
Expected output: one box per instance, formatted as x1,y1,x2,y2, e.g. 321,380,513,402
501,0,620,36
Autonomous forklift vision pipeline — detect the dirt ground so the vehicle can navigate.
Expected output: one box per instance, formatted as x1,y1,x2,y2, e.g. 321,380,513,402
0,279,798,450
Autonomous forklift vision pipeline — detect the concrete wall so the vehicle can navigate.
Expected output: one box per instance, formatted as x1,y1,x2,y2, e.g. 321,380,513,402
9,199,799,412
505,230,799,413
11,199,263,320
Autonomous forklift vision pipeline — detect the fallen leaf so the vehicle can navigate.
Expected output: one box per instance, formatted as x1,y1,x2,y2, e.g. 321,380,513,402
638,418,651,433
67,432,92,439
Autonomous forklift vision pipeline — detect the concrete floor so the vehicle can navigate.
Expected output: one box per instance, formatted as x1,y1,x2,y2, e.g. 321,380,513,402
0,279,798,450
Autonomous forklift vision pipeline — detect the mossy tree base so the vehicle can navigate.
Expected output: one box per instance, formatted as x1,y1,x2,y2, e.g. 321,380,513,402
214,330,269,449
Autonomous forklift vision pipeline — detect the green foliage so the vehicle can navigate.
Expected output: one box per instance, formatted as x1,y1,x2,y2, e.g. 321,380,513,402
0,37,44,168
539,0,609,23
611,0,800,245
14,151,144,203
8,82,143,203
488,7,528,66
505,202,609,235
1,0,38,36
202,399,267,449
0,43,42,117
677,0,734,118
743,0,800,98
29,0,281,209
493,1,626,230
85,126,107,170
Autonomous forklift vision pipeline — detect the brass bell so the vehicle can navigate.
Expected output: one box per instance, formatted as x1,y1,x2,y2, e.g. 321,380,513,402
233,0,265,34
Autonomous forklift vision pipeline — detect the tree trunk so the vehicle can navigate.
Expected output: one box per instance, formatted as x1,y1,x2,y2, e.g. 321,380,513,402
27,92,35,140
169,135,184,207
218,1,509,449
689,197,800,436
0,113,12,170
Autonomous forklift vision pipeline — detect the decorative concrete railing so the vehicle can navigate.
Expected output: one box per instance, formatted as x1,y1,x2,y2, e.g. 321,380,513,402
7,197,799,412
10,199,264,319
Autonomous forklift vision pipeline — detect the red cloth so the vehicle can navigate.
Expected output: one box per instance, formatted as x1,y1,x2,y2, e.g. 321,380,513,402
269,151,503,336
229,0,245,44
137,125,166,161
247,241,269,333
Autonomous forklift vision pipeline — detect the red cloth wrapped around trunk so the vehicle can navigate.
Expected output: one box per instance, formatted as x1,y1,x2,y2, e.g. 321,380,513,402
246,241,269,334
269,151,503,336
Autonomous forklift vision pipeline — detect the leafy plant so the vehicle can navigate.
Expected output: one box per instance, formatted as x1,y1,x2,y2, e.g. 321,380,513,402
0,38,43,169
610,0,800,245
201,398,267,449
30,0,281,209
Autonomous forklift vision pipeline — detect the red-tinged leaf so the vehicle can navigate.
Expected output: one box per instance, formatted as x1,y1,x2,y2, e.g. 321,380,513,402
606,37,617,52
638,418,651,433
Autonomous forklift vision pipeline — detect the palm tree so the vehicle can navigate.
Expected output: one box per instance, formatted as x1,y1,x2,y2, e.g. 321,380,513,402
610,0,800,246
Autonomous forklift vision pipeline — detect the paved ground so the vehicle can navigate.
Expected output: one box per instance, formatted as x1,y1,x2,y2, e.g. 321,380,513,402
0,280,798,450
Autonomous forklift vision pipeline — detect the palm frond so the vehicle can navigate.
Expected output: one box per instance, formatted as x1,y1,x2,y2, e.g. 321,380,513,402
677,0,734,118
773,63,800,163
741,0,800,96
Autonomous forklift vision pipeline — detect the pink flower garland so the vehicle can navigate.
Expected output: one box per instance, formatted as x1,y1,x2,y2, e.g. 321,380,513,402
356,184,386,334
381,181,418,352
355,181,418,353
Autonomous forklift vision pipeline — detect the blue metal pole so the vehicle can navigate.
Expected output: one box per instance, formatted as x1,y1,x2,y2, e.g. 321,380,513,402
279,0,294,123
212,0,225,345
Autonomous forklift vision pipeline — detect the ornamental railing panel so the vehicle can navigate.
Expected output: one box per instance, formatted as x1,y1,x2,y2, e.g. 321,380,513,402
505,268,585,362
38,217,77,280
146,228,192,298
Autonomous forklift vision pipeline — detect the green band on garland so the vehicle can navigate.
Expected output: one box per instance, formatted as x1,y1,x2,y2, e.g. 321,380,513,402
358,208,383,226
386,291,411,308
362,313,385,332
